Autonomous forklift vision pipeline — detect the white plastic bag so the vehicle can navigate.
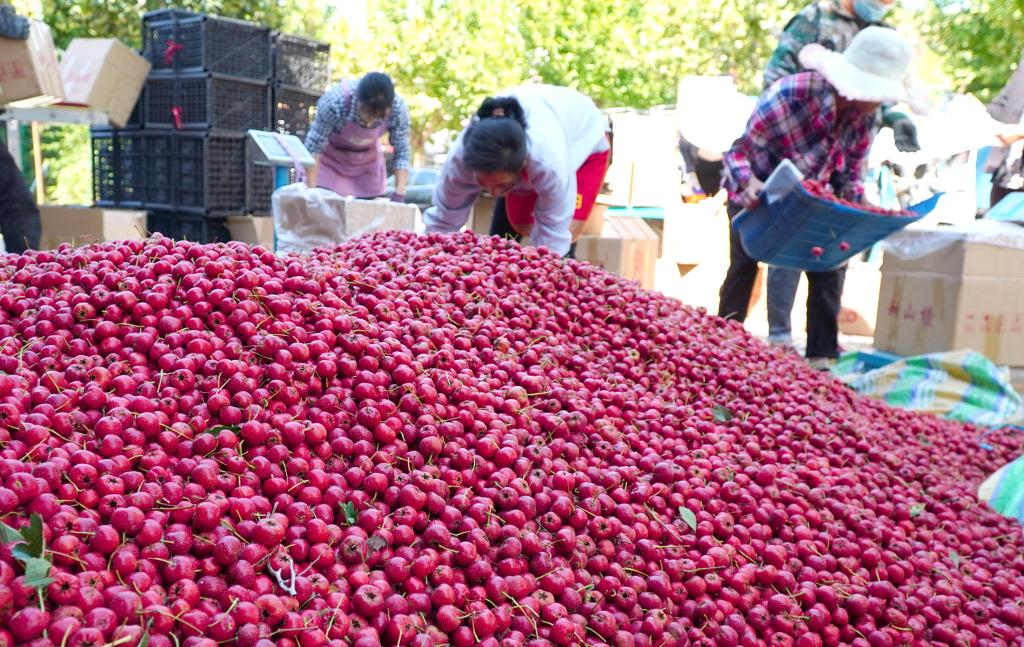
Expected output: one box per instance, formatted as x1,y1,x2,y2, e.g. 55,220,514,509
880,219,1024,261
271,183,417,255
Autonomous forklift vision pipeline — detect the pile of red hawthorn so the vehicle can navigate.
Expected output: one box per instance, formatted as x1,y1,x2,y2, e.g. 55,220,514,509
802,180,914,217
0,231,1022,647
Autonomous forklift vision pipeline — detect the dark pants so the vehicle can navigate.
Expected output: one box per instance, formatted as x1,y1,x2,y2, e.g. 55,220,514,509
717,202,845,358
0,144,40,253
489,197,576,259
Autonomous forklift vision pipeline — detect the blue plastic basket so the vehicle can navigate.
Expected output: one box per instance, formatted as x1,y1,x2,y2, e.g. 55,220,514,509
731,185,941,271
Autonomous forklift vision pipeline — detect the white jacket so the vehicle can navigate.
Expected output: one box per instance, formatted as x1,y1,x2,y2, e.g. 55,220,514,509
424,84,609,255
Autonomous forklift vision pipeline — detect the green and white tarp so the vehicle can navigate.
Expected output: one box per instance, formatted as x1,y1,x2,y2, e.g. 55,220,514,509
979,458,1024,525
832,349,1024,427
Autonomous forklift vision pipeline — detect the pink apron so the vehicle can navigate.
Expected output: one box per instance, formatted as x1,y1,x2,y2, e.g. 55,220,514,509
317,81,389,198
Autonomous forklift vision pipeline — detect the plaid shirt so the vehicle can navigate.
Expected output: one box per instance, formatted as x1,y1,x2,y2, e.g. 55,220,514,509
723,71,874,203
304,79,411,171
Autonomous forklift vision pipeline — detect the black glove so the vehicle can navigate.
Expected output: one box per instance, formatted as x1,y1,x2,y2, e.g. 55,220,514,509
892,117,920,153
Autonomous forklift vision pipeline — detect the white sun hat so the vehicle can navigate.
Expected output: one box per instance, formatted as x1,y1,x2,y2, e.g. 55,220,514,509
798,26,913,105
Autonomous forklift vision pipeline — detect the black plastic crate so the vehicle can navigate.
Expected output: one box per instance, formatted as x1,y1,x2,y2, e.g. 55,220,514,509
124,87,144,129
148,212,231,244
246,164,275,216
91,129,146,207
91,130,117,206
117,131,147,208
175,132,247,213
141,132,175,209
143,13,271,81
145,73,270,132
272,34,330,91
272,84,320,141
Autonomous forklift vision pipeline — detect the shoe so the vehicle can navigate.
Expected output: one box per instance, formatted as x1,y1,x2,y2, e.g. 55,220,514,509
807,357,836,371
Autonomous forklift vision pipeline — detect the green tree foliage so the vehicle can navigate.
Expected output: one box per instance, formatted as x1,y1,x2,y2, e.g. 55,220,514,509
326,0,806,148
920,0,1024,103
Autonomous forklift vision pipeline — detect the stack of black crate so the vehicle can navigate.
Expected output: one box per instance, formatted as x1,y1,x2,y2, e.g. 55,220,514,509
91,9,273,243
91,10,330,241
142,9,272,242
245,34,331,215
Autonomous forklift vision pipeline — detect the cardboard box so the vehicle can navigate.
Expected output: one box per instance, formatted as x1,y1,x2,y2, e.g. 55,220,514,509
226,215,275,249
471,197,495,235
0,21,63,106
39,206,146,249
59,38,150,128
575,216,660,289
581,199,607,236
874,239,1024,366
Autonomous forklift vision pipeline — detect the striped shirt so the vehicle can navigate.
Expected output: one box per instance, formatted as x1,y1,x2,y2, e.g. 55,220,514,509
304,79,411,171
723,71,874,203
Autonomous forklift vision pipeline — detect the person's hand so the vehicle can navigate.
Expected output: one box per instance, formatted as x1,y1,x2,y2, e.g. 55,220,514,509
569,218,587,241
739,177,765,210
388,191,405,203
892,117,920,153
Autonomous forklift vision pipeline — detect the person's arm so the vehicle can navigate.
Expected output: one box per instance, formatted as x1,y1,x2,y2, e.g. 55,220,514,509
722,84,792,208
388,98,412,198
528,158,575,256
422,143,479,234
763,7,819,89
834,123,875,203
304,88,343,187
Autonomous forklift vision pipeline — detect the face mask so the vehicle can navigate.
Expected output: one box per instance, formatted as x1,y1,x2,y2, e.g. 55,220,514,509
852,0,890,23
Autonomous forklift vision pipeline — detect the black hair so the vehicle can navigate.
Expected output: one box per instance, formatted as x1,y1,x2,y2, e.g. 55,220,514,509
462,96,529,173
356,72,395,119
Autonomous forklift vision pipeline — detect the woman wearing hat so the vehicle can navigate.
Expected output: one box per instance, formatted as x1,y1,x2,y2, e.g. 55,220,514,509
304,72,411,202
762,0,918,349
717,26,914,368
423,84,611,258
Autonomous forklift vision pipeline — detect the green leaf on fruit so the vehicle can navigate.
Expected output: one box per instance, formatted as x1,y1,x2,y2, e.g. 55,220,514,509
712,404,734,423
367,535,387,553
678,507,697,531
341,502,357,526
950,550,961,570
0,521,22,545
909,503,925,518
205,425,241,437
23,514,45,558
139,633,150,647
11,545,34,562
23,557,52,590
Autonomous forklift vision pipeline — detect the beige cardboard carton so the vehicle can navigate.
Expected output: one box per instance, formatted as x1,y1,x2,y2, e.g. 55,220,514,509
0,21,63,106
39,206,146,249
575,216,660,289
59,38,149,127
226,215,275,249
875,239,1024,366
